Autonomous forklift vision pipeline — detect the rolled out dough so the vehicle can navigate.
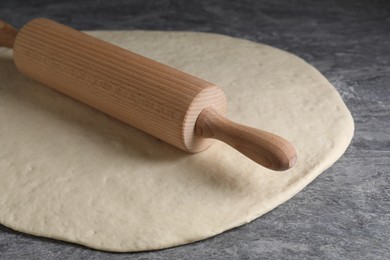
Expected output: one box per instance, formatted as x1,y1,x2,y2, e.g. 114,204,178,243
0,31,354,252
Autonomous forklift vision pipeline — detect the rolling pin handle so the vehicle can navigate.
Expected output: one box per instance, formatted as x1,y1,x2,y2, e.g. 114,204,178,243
0,20,18,48
195,106,297,171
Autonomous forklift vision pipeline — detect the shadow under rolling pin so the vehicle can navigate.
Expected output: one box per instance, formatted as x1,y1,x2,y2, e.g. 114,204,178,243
0,18,297,171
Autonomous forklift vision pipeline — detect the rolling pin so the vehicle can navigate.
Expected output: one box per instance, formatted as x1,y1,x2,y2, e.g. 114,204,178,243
0,18,297,171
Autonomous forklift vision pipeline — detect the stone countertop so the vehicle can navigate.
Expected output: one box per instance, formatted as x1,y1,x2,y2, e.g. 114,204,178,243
0,0,389,259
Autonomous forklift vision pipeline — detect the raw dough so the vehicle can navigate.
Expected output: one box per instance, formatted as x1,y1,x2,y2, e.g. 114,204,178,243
0,31,354,252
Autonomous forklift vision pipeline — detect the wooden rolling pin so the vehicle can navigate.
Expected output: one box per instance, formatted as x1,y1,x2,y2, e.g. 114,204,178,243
0,18,297,171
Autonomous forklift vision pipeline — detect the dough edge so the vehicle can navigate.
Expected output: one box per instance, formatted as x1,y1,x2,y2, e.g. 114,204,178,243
0,30,354,252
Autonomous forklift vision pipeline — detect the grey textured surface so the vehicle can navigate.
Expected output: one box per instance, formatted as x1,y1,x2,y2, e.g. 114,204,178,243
0,0,389,259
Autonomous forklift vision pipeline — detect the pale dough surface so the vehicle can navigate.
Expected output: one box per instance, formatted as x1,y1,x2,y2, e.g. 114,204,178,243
0,31,354,252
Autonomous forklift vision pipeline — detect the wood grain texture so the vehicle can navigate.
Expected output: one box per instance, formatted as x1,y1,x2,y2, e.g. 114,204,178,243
13,18,227,152
196,107,297,170
11,18,296,168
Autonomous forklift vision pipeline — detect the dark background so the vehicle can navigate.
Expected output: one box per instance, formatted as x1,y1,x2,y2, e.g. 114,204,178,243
0,0,389,259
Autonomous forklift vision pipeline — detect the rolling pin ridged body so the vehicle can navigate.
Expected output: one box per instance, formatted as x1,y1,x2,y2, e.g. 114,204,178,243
13,18,227,152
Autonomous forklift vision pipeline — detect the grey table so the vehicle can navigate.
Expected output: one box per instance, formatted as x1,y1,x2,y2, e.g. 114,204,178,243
0,0,389,259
